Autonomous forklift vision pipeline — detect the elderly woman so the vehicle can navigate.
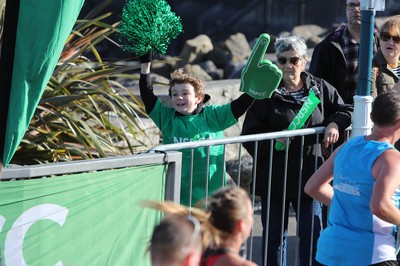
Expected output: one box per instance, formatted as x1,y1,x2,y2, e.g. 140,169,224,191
241,35,353,266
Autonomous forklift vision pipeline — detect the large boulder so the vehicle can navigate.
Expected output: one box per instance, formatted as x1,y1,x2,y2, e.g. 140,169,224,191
291,24,327,48
208,32,252,69
182,64,213,81
177,34,214,68
220,32,252,63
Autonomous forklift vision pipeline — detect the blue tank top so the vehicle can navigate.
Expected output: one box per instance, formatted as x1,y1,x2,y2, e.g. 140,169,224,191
316,136,400,265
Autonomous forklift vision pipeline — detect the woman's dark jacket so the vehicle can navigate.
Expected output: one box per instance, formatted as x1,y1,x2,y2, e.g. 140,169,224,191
371,48,399,96
371,49,400,150
241,72,353,199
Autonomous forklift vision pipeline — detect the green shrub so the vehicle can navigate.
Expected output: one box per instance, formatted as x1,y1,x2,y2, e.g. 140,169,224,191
12,10,154,165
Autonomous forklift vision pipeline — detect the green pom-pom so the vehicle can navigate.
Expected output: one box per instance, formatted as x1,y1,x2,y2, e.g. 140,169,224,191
118,0,183,56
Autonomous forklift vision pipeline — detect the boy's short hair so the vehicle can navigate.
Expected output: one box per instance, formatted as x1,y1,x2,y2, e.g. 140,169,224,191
169,69,205,99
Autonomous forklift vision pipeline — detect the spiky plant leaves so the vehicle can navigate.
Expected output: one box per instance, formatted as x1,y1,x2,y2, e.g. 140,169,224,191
118,0,183,56
13,9,156,165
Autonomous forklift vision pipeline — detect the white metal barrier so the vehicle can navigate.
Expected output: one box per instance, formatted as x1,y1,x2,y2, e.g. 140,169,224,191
149,126,351,266
1,152,183,202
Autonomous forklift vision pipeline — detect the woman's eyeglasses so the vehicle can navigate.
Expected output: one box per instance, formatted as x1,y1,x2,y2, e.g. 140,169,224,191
277,56,301,65
380,32,400,44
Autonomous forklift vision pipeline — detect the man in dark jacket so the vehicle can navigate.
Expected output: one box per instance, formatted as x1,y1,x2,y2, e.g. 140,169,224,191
309,0,379,104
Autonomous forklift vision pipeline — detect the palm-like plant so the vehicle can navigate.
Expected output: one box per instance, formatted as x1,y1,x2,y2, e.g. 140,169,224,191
12,8,156,165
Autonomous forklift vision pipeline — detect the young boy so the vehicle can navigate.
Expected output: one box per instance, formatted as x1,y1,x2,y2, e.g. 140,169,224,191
139,51,255,206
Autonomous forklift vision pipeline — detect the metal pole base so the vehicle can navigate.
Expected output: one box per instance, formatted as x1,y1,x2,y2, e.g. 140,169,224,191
350,95,373,138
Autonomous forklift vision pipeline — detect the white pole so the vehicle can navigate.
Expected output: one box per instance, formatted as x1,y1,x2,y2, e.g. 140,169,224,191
350,95,373,138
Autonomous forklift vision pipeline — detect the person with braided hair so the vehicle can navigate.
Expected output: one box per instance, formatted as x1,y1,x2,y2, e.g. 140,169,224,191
200,186,256,266
144,185,256,266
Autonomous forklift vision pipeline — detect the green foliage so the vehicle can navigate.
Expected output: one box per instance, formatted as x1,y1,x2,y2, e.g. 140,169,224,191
118,0,183,56
12,11,155,165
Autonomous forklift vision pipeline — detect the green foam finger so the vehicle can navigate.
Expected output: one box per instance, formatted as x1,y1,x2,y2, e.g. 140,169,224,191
239,33,283,100
244,33,270,72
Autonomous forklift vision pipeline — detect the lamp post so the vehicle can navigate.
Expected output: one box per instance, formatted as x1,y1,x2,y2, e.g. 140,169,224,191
351,0,385,138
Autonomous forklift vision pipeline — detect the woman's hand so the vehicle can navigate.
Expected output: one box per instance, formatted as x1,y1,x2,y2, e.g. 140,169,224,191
274,129,295,150
323,122,339,148
275,137,291,147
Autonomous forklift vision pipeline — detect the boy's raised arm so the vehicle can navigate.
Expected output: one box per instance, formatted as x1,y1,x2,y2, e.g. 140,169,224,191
139,50,157,113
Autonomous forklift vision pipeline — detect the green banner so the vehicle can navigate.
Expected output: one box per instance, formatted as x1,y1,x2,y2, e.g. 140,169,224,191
2,0,84,166
0,164,167,265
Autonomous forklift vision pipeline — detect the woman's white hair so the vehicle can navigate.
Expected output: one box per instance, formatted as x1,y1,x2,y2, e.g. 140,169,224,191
274,35,308,58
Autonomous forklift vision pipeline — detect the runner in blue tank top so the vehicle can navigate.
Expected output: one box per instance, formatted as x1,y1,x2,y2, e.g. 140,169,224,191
305,91,400,266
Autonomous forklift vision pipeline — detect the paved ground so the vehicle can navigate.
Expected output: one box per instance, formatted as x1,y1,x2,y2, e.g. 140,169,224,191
246,207,298,266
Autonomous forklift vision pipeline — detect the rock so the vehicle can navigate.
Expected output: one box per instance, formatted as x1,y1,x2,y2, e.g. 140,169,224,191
277,31,291,38
207,47,233,69
306,35,323,48
198,60,223,80
149,73,170,87
224,61,246,79
182,64,213,81
249,34,278,54
226,155,253,194
152,61,175,79
207,33,252,69
219,32,252,63
177,34,214,68
291,24,327,45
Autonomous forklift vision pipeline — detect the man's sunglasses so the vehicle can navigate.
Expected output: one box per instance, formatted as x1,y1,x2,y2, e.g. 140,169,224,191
380,32,400,44
277,56,301,65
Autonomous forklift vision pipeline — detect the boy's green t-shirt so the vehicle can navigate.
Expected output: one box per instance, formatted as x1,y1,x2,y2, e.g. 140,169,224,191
150,100,238,206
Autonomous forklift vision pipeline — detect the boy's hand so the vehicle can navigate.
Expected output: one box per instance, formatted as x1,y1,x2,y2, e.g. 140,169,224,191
240,33,282,99
140,50,152,63
140,50,152,74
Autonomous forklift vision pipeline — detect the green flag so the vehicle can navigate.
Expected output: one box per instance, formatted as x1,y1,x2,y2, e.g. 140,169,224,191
0,0,84,166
